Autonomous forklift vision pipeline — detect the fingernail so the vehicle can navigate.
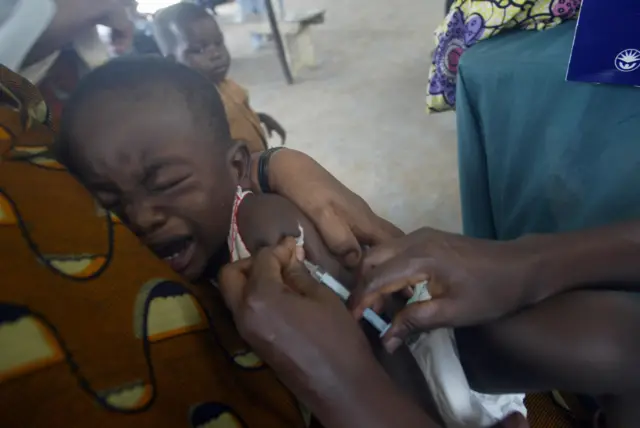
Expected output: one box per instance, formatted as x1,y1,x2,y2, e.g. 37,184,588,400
384,337,402,354
295,247,305,261
344,250,360,267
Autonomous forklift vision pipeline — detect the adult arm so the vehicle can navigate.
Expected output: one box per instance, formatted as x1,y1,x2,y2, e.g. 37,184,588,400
237,194,435,411
0,0,56,70
217,240,527,428
23,0,133,67
218,240,437,428
347,225,640,417
350,224,640,351
248,148,404,268
524,219,640,301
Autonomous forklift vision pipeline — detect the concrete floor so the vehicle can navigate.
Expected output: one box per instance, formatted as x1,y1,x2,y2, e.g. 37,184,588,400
220,0,461,233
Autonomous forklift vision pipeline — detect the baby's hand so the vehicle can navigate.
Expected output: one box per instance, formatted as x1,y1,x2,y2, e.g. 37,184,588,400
258,113,286,144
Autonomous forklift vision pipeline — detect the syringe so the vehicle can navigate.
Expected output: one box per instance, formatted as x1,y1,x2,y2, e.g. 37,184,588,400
303,260,391,337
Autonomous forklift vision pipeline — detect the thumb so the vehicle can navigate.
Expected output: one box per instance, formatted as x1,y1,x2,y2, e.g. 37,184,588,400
381,299,452,353
218,258,253,314
314,208,363,268
352,215,404,248
270,237,321,296
351,255,430,316
248,245,292,294
283,258,323,297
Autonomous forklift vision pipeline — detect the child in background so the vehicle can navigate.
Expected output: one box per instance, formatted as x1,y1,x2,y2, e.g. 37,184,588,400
153,2,285,152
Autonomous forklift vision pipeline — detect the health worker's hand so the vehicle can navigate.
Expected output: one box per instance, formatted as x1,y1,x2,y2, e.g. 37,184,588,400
218,238,379,403
218,239,530,428
251,149,404,268
351,227,540,353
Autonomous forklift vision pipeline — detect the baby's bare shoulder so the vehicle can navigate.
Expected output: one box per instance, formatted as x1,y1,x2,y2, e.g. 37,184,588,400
236,194,303,252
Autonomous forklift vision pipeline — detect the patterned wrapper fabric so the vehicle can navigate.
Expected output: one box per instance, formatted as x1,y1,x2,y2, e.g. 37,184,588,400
427,0,581,112
0,65,309,428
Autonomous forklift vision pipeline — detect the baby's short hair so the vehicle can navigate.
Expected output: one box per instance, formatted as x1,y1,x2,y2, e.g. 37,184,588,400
153,2,216,56
57,56,231,166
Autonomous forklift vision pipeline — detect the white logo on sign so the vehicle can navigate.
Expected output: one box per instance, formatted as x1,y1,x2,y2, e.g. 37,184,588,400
615,49,640,72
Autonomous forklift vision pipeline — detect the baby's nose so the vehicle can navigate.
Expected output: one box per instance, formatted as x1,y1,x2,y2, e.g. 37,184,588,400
125,199,165,236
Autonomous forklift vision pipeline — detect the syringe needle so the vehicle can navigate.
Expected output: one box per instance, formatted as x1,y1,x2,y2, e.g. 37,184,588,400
303,260,390,337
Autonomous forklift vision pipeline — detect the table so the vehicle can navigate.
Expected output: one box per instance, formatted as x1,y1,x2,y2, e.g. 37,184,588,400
245,5,325,84
456,21,640,240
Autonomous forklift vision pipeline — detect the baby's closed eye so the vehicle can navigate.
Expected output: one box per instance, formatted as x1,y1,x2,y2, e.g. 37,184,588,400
149,175,190,193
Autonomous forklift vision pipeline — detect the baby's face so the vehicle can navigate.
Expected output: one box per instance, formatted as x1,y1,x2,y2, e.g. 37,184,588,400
67,101,240,279
173,16,231,83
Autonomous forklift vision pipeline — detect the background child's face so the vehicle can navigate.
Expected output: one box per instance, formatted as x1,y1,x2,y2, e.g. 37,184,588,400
173,16,231,83
68,100,246,279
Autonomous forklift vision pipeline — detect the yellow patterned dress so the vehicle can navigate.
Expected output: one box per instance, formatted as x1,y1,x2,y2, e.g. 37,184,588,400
427,0,581,112
0,66,307,428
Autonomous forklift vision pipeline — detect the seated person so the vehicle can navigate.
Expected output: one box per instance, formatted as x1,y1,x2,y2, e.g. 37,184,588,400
0,63,307,428
10,0,132,126
153,2,285,151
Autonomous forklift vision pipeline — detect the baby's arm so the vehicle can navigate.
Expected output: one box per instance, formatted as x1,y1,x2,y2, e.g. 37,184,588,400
236,193,436,416
236,193,351,286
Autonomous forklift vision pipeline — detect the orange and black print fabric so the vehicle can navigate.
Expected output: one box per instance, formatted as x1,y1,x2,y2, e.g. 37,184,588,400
0,65,306,428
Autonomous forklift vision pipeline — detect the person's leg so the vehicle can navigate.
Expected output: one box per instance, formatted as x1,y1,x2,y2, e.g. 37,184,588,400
456,290,640,427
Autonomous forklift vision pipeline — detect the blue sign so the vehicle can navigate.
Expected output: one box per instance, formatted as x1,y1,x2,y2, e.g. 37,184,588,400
567,0,640,86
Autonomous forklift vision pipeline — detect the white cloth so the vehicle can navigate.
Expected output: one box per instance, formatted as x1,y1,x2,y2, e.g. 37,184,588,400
228,187,256,262
407,282,527,427
0,0,56,71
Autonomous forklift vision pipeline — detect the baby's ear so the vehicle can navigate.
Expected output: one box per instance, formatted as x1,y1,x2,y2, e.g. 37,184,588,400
228,141,252,187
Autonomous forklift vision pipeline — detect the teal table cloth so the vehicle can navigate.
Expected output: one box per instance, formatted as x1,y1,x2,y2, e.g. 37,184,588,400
456,21,640,240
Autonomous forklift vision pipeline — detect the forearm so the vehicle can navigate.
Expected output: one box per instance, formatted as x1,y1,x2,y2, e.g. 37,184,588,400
250,148,335,193
249,147,296,194
522,220,640,303
290,360,439,428
458,290,640,395
23,1,112,67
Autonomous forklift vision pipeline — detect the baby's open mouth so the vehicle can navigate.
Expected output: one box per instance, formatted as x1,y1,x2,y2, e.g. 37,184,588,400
150,236,195,273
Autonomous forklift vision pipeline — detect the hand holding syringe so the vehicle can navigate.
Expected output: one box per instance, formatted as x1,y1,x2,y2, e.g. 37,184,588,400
303,260,391,337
